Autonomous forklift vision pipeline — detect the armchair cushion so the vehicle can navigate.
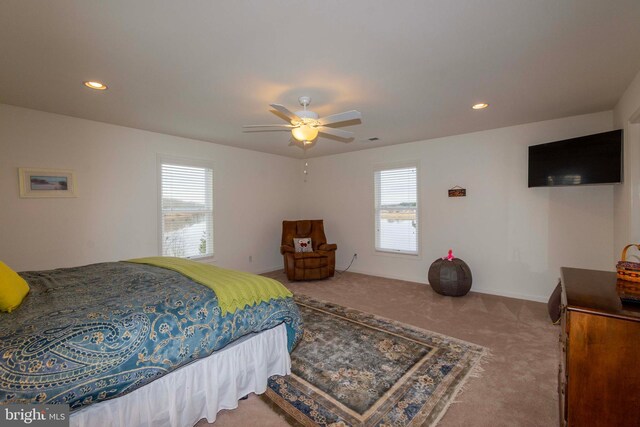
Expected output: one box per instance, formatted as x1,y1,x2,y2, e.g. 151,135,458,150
290,252,327,259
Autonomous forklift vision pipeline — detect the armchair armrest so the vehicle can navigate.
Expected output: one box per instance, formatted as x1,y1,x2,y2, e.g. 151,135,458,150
280,245,295,255
318,243,337,251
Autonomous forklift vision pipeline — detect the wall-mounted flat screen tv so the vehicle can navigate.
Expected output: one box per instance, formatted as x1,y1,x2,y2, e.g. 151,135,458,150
528,130,623,187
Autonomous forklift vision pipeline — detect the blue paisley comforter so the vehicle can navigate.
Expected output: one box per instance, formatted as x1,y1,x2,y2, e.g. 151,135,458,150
0,262,302,411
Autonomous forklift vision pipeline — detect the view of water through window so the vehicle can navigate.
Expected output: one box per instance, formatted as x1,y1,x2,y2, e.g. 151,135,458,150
161,163,213,258
377,207,417,252
379,218,417,251
163,218,208,258
375,165,418,254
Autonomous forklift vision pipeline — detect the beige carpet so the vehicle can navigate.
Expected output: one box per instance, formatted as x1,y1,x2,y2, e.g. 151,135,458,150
197,271,559,427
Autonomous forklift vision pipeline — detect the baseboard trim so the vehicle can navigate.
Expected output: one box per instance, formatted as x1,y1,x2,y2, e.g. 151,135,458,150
342,267,427,285
470,286,547,303
341,267,547,303
255,265,283,275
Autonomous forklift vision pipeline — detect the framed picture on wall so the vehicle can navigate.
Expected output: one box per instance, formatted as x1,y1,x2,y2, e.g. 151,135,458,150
18,168,77,198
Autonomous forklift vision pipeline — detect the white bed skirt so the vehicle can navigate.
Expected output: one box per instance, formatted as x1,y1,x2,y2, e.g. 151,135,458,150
70,323,291,427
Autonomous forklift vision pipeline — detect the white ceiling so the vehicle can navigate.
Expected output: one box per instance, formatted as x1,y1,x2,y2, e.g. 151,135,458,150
1,1,640,159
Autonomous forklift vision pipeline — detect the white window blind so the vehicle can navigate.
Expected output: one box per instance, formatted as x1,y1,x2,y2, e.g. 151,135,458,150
374,165,418,255
160,162,213,258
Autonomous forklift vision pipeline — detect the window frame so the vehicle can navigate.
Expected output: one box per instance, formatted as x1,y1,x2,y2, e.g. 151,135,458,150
373,161,420,257
157,154,215,260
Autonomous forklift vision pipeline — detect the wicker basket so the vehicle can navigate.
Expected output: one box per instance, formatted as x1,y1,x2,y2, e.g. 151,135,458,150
616,244,640,282
617,279,640,304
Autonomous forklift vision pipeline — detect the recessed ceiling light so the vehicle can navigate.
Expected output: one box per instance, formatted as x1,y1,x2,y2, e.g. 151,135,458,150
472,103,489,110
83,81,108,90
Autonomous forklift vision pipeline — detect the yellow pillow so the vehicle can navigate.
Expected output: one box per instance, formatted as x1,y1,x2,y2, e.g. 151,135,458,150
0,261,30,312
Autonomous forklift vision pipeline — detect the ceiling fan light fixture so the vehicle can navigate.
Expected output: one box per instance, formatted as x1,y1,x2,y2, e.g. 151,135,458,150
291,124,318,142
245,97,362,150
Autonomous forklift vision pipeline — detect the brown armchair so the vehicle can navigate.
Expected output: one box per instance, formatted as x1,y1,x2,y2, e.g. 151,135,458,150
280,220,337,281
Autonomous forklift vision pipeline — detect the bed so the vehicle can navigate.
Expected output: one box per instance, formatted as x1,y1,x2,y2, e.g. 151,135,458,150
0,258,302,426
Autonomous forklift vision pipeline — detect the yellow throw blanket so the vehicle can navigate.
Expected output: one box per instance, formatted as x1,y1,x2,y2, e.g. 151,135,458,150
127,257,292,315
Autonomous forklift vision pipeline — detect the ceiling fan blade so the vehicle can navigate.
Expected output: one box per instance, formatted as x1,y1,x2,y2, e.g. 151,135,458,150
270,104,301,123
242,124,294,128
317,110,362,126
243,128,292,133
318,126,354,140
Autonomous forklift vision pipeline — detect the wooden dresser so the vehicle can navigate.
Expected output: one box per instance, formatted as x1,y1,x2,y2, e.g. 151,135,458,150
559,267,640,427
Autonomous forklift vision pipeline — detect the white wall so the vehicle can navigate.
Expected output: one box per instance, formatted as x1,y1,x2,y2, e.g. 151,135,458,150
0,104,621,302
614,69,640,260
0,104,300,273
299,111,615,301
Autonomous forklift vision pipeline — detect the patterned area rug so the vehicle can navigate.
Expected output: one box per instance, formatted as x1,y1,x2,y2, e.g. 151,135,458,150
262,295,488,426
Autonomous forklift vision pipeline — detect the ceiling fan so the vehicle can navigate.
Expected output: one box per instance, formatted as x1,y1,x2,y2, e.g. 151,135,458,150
243,96,362,148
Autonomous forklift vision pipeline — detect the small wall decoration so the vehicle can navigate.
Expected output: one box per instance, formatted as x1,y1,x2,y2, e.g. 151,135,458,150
448,186,466,197
18,168,77,198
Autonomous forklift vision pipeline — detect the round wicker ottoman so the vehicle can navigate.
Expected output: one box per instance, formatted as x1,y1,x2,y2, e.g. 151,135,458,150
428,257,472,297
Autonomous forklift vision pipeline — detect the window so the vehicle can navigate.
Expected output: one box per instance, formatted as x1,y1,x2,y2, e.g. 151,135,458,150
159,158,213,258
374,164,418,255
